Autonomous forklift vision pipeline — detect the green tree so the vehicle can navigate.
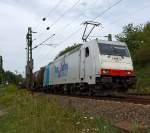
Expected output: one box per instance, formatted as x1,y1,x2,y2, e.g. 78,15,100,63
4,71,24,84
134,23,150,64
116,23,143,56
116,23,150,65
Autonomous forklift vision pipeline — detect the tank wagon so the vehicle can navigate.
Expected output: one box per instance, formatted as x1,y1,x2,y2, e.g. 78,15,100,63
40,39,136,95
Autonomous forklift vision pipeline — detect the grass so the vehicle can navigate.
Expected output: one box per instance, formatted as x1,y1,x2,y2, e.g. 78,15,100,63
0,85,121,133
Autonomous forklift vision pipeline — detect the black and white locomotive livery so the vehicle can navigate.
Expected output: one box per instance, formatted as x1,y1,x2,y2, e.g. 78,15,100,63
34,39,136,95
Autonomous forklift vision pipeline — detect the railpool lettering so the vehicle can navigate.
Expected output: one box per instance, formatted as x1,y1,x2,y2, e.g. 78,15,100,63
54,63,68,78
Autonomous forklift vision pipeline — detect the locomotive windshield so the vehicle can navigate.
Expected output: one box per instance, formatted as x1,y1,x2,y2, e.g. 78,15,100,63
98,43,130,57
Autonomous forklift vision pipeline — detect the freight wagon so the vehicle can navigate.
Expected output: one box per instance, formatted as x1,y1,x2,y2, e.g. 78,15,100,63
33,67,45,91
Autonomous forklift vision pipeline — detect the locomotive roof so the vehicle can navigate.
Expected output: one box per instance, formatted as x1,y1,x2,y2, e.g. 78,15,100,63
54,44,83,61
96,39,126,46
52,39,127,62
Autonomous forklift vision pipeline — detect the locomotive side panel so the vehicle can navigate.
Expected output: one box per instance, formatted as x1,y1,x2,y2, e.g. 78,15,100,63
52,57,65,85
50,50,80,85
65,50,80,84
43,64,50,87
79,40,99,84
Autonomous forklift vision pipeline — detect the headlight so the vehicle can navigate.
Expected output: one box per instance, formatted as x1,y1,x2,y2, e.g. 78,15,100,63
101,69,110,75
126,70,134,76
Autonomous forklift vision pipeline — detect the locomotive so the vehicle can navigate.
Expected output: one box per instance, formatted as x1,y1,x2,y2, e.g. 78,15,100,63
33,39,136,95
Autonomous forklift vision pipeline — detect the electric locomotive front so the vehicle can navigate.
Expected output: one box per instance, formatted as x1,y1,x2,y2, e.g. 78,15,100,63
96,40,136,91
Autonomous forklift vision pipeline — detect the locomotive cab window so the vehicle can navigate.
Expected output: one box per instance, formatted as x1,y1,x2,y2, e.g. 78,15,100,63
85,47,89,57
98,43,130,57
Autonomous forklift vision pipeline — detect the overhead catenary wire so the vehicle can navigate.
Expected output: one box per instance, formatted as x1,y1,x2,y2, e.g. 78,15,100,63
107,3,150,26
35,0,98,47
57,0,150,44
49,0,81,29
52,0,100,40
36,0,123,47
93,0,123,20
35,0,81,40
34,0,64,30
60,28,82,44
36,28,81,66
58,0,124,45
32,34,55,50
45,0,64,19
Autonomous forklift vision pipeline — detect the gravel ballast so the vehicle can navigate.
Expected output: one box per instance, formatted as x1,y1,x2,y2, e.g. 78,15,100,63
47,94,150,131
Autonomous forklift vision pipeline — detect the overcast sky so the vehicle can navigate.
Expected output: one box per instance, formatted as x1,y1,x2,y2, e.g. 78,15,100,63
0,0,150,75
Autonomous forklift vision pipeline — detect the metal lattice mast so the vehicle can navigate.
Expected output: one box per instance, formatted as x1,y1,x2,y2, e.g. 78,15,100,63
26,27,33,89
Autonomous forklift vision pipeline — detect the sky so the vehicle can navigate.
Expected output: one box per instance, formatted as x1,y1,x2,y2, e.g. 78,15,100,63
0,0,150,76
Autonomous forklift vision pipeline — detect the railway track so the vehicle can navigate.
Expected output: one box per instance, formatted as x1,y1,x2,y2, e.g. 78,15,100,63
29,86,150,105
51,92,150,105
103,94,150,105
